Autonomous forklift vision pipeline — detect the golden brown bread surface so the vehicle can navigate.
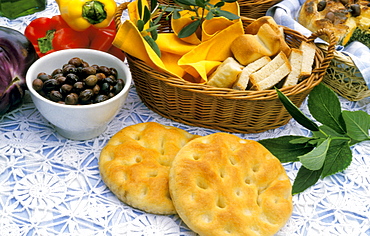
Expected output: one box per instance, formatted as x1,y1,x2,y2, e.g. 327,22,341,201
169,133,293,236
298,0,370,45
99,122,200,214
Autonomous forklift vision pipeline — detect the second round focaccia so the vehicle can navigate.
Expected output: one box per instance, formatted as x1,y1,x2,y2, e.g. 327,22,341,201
99,122,200,214
169,133,293,236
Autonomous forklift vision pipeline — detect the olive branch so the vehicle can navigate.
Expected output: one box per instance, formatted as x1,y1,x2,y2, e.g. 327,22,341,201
134,0,239,57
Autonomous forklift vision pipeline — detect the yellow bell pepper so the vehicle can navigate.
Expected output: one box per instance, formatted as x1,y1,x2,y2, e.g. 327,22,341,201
56,0,117,31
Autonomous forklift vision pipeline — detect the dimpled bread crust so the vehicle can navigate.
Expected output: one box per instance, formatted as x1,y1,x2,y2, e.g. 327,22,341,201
99,122,200,214
169,133,293,236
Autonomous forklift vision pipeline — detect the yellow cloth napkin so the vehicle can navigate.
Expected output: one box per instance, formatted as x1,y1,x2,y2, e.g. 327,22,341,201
112,0,244,83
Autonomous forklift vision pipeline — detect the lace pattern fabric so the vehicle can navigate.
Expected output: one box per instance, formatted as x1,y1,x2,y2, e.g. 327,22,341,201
1,0,370,235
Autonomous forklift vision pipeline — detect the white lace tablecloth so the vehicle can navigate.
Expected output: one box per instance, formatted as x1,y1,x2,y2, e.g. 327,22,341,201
1,1,370,235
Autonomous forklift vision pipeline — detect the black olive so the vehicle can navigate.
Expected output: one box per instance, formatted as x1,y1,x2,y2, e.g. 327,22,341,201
68,57,83,67
339,0,348,5
104,75,116,85
100,82,111,94
60,84,73,95
62,64,77,75
49,90,63,102
51,68,63,76
32,78,44,92
96,73,106,83
65,93,79,105
72,81,85,94
53,73,64,80
113,79,125,94
91,64,100,72
92,84,100,95
109,68,118,78
65,73,79,84
37,73,52,82
85,75,98,87
99,65,110,75
81,60,89,67
82,66,96,75
56,76,67,85
43,79,59,92
317,0,327,11
350,4,361,17
94,94,109,103
79,89,94,103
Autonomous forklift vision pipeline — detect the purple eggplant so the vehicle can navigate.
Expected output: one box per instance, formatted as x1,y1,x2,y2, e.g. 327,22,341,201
0,26,38,115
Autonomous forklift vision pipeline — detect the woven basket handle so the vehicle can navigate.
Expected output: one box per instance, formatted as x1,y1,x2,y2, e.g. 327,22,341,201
307,28,336,74
114,2,130,31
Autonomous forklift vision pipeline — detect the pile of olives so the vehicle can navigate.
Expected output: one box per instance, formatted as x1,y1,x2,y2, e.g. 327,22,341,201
32,57,125,105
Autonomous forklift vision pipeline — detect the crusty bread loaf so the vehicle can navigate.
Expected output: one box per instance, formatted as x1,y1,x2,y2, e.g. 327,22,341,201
169,133,293,236
250,51,291,90
207,57,243,88
300,41,316,77
99,122,200,214
282,48,303,87
232,56,271,90
245,16,291,57
230,23,282,65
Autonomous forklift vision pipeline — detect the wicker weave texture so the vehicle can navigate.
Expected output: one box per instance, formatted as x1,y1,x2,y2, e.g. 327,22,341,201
116,3,335,133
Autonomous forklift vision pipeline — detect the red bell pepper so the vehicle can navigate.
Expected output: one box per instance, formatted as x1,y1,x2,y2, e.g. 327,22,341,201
24,15,123,60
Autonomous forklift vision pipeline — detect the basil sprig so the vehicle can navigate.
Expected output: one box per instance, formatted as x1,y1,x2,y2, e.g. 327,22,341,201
259,83,370,194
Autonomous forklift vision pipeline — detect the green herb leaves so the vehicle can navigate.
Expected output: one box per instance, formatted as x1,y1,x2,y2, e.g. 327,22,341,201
259,83,370,195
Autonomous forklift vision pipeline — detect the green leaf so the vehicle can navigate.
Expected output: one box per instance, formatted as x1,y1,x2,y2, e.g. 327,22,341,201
137,19,145,31
308,83,346,134
292,166,322,195
178,20,201,38
173,9,181,19
147,22,159,40
174,0,197,6
276,88,320,131
298,137,330,170
150,0,157,12
216,9,240,20
205,11,214,20
143,6,152,24
138,0,143,19
214,1,225,7
258,136,314,163
144,35,161,57
152,12,164,25
322,138,352,178
342,110,370,142
195,0,206,7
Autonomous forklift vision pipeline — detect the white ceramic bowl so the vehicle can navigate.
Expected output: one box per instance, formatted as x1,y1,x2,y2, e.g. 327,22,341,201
26,49,132,140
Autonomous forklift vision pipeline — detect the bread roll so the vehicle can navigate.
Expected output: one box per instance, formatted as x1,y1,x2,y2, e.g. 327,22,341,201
207,57,243,88
231,23,284,65
245,16,291,57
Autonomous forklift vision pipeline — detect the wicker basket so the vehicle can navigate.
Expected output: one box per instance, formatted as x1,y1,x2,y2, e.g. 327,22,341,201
316,44,370,101
114,3,336,133
155,0,282,19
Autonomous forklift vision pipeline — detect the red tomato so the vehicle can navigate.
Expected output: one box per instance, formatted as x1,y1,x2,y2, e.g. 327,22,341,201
52,28,90,50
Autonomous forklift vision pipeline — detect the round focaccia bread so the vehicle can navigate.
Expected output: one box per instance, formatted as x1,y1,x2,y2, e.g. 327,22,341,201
99,122,200,214
298,0,370,47
169,133,293,236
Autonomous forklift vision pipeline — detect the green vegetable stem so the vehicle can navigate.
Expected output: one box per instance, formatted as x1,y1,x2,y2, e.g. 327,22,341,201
259,83,370,195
